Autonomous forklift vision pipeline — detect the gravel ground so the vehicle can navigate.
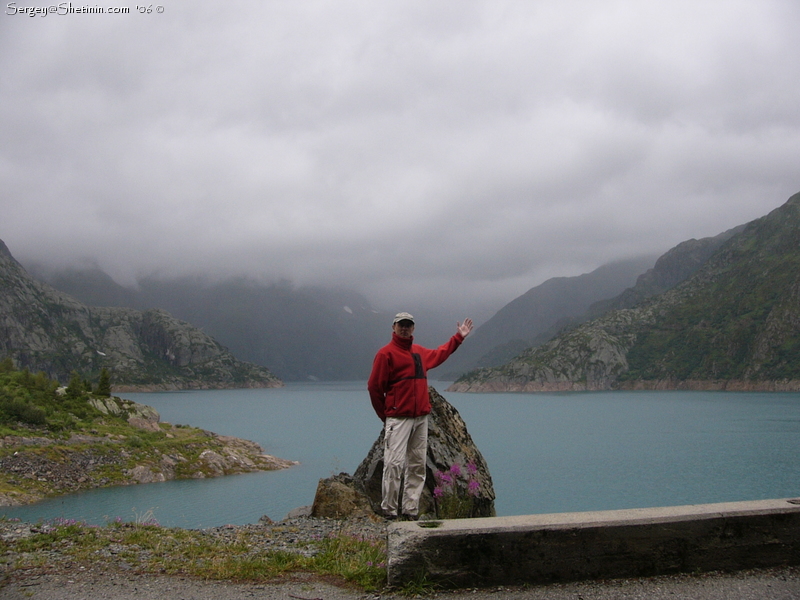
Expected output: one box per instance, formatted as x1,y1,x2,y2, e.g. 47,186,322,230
2,517,800,600
3,565,800,600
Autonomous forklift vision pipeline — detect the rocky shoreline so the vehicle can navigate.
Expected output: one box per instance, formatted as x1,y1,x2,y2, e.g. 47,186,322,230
110,381,284,393
0,391,297,508
448,378,800,393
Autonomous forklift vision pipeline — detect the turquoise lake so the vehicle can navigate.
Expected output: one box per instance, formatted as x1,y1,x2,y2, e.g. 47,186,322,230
4,383,800,528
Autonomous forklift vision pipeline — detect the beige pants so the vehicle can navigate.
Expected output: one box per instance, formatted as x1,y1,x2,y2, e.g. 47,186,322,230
381,415,428,517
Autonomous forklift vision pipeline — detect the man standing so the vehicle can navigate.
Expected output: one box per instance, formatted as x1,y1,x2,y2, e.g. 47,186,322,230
368,312,473,520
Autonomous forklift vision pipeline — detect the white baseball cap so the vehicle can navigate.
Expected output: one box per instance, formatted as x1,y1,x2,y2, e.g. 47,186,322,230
393,312,415,324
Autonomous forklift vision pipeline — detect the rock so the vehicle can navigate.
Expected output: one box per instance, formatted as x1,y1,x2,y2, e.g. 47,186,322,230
198,450,227,476
127,416,161,432
311,473,374,519
158,454,180,479
125,465,166,484
215,435,298,471
353,386,496,518
285,506,312,519
127,403,161,431
89,396,163,431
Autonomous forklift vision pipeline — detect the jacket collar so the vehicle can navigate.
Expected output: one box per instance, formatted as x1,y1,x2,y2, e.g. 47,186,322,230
391,332,414,350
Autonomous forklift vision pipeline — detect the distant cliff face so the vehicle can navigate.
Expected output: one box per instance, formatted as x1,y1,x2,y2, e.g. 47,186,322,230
450,192,800,393
25,264,390,382
437,256,658,380
0,240,282,390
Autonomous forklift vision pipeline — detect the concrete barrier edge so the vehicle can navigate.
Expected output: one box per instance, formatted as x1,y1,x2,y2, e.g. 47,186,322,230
387,498,800,588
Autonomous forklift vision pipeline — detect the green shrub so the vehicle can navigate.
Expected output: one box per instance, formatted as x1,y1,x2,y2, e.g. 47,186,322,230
0,365,109,433
0,396,47,426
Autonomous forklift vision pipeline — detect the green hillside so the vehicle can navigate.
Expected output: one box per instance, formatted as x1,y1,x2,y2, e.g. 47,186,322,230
450,192,800,392
623,194,800,382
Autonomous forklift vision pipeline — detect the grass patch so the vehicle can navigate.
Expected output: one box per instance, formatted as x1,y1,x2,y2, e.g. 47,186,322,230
396,570,440,596
2,518,388,591
311,532,387,589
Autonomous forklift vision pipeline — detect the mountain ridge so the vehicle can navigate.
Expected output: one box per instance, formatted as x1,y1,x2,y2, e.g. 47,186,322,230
23,265,393,382
0,239,282,390
449,192,800,393
437,256,658,379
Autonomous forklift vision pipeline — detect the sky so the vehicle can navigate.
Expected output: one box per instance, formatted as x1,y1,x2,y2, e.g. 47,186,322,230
2,0,800,318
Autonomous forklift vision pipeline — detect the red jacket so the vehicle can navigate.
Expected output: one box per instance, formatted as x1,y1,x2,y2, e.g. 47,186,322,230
368,332,464,421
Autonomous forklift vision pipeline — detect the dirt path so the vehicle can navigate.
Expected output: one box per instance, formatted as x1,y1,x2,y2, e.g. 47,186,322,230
3,565,800,600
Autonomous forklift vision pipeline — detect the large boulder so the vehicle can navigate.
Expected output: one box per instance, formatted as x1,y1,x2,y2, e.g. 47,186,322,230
353,387,495,518
310,473,375,519
89,396,162,432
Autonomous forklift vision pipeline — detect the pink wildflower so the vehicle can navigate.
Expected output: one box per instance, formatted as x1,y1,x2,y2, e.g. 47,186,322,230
433,486,444,499
467,479,480,496
466,461,478,475
449,463,462,477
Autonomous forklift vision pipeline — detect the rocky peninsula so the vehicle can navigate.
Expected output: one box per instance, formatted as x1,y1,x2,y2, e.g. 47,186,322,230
0,392,295,507
0,428,296,507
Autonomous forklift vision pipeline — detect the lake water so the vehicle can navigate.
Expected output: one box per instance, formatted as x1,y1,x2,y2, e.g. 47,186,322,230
4,383,800,529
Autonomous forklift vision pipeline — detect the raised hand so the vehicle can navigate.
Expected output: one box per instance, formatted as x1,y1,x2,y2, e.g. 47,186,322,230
457,318,474,338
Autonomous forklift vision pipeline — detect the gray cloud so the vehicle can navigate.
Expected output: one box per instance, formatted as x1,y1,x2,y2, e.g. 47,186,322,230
2,0,799,316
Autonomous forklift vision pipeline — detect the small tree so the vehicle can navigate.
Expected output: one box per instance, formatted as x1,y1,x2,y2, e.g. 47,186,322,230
65,371,84,399
96,368,111,398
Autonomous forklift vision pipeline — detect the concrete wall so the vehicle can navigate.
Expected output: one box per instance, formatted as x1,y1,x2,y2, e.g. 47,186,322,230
387,499,800,588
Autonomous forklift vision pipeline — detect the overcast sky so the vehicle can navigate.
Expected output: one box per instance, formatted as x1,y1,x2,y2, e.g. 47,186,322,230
2,1,799,317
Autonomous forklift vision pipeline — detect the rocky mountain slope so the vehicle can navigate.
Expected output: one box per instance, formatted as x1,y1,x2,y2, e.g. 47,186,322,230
449,192,800,392
0,240,282,390
586,225,744,317
437,256,657,379
25,266,391,381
